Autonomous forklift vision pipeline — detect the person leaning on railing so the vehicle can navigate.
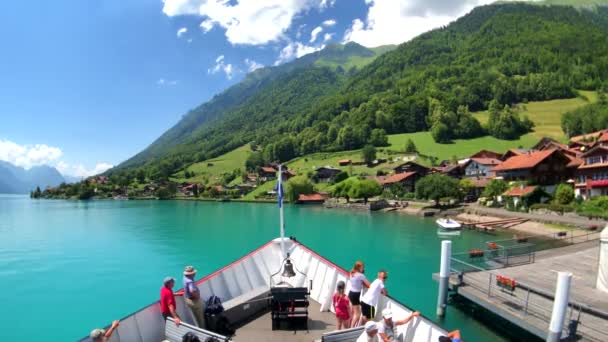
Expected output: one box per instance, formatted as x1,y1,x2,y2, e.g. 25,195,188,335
160,276,181,326
89,320,119,342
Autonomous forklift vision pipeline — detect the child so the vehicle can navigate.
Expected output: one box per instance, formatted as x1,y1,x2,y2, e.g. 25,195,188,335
333,280,351,330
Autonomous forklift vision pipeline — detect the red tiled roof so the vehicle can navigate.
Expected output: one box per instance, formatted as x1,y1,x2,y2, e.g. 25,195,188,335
260,167,276,173
566,156,584,168
298,193,328,202
492,149,557,172
503,186,538,197
570,129,608,143
470,158,501,166
380,172,417,185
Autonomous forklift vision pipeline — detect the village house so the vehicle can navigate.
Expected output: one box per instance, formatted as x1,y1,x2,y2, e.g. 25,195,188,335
378,172,420,193
281,169,297,181
296,192,328,204
433,163,464,179
393,161,429,176
462,157,501,178
179,183,200,196
469,150,503,160
500,148,527,161
338,159,352,166
491,149,572,187
574,145,608,199
89,176,109,184
314,166,341,182
258,166,277,182
502,185,548,209
569,129,608,150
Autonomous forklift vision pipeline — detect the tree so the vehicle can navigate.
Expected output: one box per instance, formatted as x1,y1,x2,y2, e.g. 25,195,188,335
482,179,508,199
459,178,475,200
246,152,265,171
431,122,451,143
78,185,95,200
348,179,382,203
361,144,377,164
136,169,146,183
369,128,388,146
285,176,314,203
404,139,417,153
332,178,356,202
415,174,460,206
333,171,349,184
554,184,574,205
156,187,172,200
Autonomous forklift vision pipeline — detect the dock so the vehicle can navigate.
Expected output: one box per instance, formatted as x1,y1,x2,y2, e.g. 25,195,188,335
439,240,608,341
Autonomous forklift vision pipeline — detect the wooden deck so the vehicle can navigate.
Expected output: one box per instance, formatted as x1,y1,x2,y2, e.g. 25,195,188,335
451,241,608,341
232,300,338,342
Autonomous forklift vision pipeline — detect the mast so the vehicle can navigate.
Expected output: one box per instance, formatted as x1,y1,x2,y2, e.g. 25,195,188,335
278,164,286,258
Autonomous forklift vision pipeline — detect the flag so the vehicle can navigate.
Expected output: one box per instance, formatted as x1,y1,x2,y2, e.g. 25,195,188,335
277,182,284,208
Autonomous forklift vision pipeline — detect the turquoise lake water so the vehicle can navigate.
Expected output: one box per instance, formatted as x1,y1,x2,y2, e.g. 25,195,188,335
0,195,516,341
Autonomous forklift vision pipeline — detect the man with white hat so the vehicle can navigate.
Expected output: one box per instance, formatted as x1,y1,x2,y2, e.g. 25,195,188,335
378,308,420,342
183,265,205,328
356,321,379,342
89,320,120,342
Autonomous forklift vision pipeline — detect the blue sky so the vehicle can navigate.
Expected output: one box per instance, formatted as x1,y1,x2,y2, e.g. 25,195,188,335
0,0,494,178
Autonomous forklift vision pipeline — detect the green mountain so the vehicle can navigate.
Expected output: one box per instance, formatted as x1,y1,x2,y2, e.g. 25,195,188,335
113,3,608,179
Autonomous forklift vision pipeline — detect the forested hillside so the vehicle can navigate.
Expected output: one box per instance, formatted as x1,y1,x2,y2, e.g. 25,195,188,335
112,3,608,180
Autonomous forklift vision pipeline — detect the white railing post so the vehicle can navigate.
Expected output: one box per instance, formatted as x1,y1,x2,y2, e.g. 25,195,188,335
437,240,452,317
547,272,572,342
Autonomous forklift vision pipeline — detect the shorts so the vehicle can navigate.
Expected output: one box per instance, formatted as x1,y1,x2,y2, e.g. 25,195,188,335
361,302,375,319
348,291,361,305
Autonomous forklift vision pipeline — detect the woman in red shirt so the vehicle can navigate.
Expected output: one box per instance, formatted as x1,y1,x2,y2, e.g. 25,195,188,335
333,280,351,330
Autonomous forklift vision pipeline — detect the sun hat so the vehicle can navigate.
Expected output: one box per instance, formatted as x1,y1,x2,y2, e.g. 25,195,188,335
89,328,105,340
163,276,175,285
382,308,393,320
184,266,197,276
364,321,378,333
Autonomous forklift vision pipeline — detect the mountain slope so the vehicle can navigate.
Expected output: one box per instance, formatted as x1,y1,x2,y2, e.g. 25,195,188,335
120,42,390,171
114,3,608,179
0,161,65,194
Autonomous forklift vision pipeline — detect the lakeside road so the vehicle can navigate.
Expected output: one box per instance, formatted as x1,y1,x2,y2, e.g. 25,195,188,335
464,204,607,229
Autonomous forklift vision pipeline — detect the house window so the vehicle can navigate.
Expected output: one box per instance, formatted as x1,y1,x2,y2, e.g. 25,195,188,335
587,156,602,165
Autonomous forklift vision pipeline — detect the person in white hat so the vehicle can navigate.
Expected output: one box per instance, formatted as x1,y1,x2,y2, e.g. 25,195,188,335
356,321,379,342
377,308,420,342
89,320,120,342
183,265,205,328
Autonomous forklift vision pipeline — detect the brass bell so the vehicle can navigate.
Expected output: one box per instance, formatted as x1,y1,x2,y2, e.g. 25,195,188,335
281,259,296,278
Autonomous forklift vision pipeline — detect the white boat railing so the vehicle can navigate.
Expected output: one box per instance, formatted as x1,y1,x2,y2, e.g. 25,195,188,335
79,238,448,342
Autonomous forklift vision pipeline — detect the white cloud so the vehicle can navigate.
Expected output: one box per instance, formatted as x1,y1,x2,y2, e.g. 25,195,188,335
156,78,178,86
162,0,333,45
0,139,112,178
177,27,188,38
322,19,336,27
244,58,264,72
310,26,323,43
343,0,496,47
275,41,324,65
323,32,334,42
56,162,113,178
208,55,234,79
0,139,63,169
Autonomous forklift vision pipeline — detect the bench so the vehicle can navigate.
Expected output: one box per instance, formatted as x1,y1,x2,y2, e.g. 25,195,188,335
320,326,365,342
220,286,270,327
164,317,230,342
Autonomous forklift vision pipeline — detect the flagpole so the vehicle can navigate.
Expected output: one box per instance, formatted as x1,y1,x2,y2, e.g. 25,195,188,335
278,164,286,258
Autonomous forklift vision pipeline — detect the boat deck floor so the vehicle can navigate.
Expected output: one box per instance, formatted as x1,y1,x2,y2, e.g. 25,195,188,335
232,300,337,342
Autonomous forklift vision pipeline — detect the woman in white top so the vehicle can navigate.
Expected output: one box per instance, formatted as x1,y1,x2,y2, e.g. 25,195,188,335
349,261,371,327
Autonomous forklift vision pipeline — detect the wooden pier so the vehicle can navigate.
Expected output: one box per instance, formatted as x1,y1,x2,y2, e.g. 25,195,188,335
459,217,529,232
438,241,608,341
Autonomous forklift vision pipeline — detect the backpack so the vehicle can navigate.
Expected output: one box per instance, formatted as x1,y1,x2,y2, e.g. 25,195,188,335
205,295,224,315
182,332,201,342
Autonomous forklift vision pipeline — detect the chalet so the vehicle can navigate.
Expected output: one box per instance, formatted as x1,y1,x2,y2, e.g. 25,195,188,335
533,137,569,152
569,129,608,149
315,166,341,182
469,150,503,160
296,192,328,204
462,158,501,178
502,185,548,209
180,183,200,196
281,169,297,181
338,159,352,166
574,146,608,199
90,176,109,184
258,166,277,182
465,178,490,202
378,171,420,193
433,164,464,179
233,183,255,195
245,173,258,184
491,149,572,186
393,161,429,176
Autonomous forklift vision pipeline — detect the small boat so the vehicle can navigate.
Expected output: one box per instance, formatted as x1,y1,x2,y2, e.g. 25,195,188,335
80,165,449,342
436,218,462,230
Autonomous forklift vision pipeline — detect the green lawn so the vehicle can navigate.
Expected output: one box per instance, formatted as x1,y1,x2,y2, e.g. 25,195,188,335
242,180,277,200
172,144,252,184
472,91,597,142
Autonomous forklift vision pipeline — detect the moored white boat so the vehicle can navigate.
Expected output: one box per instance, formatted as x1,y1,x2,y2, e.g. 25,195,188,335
436,218,462,230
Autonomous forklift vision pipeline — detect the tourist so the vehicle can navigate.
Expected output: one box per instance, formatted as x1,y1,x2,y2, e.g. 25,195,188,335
89,320,120,342
360,270,388,322
439,330,462,342
349,261,371,327
333,280,351,330
356,321,379,342
377,308,420,342
183,265,205,328
160,276,181,325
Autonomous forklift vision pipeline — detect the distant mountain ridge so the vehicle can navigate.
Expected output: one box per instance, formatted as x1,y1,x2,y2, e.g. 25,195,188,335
0,161,65,194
